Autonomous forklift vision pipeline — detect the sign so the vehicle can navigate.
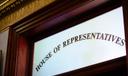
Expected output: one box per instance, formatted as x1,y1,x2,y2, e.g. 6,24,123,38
32,7,126,76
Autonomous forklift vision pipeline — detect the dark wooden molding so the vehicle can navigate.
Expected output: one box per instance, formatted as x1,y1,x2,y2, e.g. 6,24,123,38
123,0,128,70
4,28,18,76
12,0,123,42
4,27,34,76
5,0,127,76
13,0,95,33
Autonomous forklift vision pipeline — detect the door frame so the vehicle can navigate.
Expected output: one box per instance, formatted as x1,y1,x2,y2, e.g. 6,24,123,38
4,0,128,76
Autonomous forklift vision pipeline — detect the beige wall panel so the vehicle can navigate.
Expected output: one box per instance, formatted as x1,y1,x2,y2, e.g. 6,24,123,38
0,28,9,76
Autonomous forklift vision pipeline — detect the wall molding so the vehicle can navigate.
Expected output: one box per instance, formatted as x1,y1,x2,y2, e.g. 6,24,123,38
0,0,55,32
0,0,25,17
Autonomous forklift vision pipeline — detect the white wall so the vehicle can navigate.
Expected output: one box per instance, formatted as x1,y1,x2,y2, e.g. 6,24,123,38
0,29,9,76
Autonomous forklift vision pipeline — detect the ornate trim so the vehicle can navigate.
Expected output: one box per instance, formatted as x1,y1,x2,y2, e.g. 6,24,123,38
0,0,9,7
0,0,55,32
0,0,15,10
0,0,27,17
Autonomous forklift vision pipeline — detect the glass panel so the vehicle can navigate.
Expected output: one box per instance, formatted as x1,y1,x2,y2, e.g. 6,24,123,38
32,7,126,76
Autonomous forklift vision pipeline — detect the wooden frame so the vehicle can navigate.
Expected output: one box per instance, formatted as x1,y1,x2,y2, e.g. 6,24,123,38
4,0,128,76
